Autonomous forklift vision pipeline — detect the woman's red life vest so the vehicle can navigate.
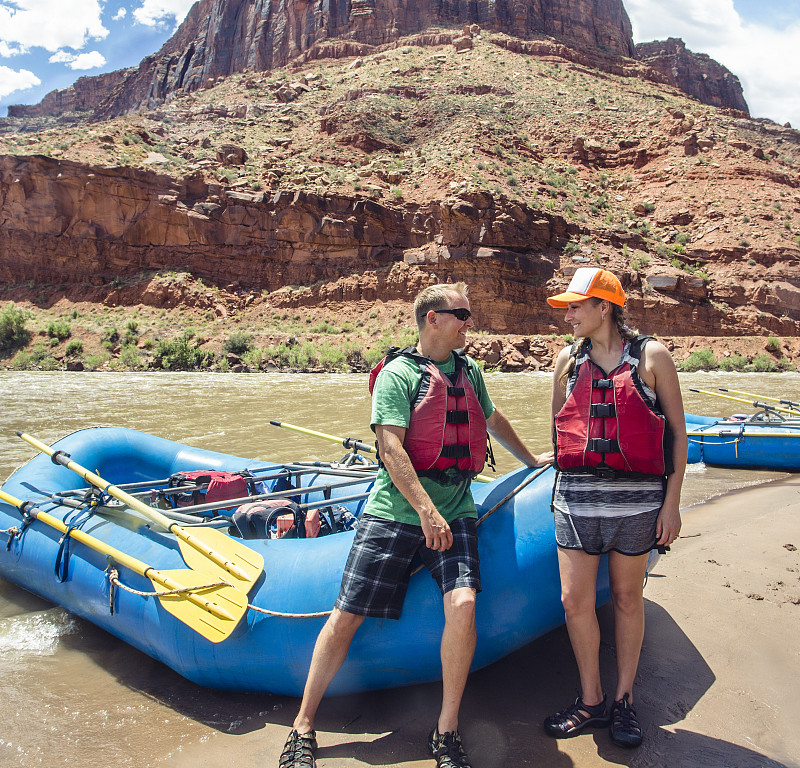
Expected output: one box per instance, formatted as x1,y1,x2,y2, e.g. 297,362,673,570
554,336,673,478
369,347,488,479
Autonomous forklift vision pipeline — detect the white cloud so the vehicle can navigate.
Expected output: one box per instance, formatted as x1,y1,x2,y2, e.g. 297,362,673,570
132,0,194,28
112,7,127,21
0,64,40,98
0,40,27,56
49,50,76,64
626,0,800,127
69,50,106,69
49,48,106,70
0,0,108,52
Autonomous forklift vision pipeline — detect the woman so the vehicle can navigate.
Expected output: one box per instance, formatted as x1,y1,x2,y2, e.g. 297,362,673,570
543,267,686,748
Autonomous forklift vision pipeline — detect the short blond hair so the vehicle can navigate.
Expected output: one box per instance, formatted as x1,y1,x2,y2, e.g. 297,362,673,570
414,282,469,330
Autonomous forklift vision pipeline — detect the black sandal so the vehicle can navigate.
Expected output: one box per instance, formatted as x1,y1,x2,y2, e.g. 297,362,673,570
279,729,317,768
544,695,610,738
609,693,643,748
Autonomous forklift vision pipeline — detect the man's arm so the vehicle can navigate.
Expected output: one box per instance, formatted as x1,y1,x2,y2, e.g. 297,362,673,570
375,424,454,552
486,408,554,468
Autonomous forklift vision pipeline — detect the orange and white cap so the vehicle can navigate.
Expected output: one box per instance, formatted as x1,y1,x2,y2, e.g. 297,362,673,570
546,267,626,308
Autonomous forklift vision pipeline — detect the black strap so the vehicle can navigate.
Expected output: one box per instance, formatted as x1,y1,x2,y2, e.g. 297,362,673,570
445,410,469,424
438,444,471,459
590,402,616,418
592,378,613,389
586,438,619,454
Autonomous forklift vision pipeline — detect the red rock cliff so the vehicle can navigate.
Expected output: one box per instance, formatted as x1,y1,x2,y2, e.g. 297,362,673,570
12,0,636,120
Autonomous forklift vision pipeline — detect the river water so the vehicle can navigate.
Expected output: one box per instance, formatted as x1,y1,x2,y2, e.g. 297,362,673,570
0,371,797,767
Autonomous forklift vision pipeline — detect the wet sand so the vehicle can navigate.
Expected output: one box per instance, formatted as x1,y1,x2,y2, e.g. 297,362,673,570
160,476,800,768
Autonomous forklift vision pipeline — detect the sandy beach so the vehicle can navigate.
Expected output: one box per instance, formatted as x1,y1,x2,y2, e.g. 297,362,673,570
155,476,800,768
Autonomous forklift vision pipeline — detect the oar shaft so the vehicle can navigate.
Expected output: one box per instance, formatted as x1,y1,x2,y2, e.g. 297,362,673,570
688,389,797,416
270,420,376,454
270,420,495,483
16,432,251,582
0,489,234,620
720,388,800,411
149,475,375,516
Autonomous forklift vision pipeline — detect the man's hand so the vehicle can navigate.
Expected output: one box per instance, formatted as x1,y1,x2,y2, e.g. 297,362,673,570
376,424,453,550
419,507,453,551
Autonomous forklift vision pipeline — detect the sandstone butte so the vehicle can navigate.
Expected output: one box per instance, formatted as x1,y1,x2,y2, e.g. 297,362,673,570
0,0,798,373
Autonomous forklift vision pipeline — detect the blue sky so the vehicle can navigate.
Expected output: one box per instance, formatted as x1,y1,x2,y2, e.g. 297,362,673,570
1,0,799,127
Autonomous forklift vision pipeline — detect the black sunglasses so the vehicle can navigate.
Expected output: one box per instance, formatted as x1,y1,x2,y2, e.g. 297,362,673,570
433,308,472,321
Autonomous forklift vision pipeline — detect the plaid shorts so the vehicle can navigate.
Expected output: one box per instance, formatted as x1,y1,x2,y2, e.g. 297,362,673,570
334,513,481,620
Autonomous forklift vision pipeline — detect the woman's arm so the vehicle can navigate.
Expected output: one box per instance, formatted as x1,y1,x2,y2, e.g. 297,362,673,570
641,341,687,546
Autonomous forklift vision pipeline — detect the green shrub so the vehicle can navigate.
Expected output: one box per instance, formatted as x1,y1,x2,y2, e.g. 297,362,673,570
46,320,71,340
85,353,111,371
65,339,83,356
678,348,718,371
241,347,264,369
750,353,778,372
630,252,650,271
153,333,213,370
223,331,253,355
563,241,581,256
0,303,31,353
116,345,145,371
765,336,781,352
717,353,748,371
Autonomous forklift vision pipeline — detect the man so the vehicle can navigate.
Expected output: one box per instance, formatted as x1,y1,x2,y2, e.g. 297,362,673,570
280,282,552,768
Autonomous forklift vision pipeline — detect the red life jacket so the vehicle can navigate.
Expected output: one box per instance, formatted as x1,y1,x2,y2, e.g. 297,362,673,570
554,336,673,478
369,347,488,481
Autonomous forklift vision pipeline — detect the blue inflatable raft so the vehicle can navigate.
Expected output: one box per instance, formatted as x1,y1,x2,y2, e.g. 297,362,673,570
0,426,659,695
685,413,800,471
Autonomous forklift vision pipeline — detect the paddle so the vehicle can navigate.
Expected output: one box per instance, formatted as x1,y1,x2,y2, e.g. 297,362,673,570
0,488,247,642
688,389,799,417
719,388,800,413
269,419,496,483
16,432,264,593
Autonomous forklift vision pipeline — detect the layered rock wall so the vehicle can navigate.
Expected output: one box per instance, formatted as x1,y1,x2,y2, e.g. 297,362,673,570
13,0,636,120
0,154,563,333
635,38,748,114
2,153,794,337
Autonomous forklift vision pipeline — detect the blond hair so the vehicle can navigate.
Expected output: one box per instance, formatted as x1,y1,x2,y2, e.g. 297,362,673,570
414,282,469,330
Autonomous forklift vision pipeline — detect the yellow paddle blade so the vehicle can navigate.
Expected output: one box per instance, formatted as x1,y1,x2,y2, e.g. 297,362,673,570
149,569,249,643
175,527,264,593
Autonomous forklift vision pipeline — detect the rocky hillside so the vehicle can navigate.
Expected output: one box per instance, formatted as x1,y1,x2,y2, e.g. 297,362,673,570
8,0,640,120
0,2,797,372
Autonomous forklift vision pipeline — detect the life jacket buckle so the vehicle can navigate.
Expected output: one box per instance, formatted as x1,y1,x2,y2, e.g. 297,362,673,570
590,403,616,418
592,378,613,389
586,438,619,454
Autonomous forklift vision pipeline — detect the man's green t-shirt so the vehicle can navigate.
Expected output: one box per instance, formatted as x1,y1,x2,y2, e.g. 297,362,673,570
366,351,495,525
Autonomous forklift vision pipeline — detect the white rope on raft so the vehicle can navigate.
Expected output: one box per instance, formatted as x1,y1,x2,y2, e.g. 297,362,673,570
104,466,551,620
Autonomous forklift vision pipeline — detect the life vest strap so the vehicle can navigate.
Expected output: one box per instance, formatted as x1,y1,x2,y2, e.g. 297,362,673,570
445,410,469,424
586,438,619,454
592,378,614,389
439,444,471,459
447,386,466,397
590,402,616,418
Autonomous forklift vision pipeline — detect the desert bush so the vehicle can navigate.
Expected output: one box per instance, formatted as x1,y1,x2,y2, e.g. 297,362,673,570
0,304,31,353
678,348,717,372
765,336,781,352
153,333,213,370
65,339,83,356
223,331,253,355
717,353,748,372
749,353,778,372
47,320,71,341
